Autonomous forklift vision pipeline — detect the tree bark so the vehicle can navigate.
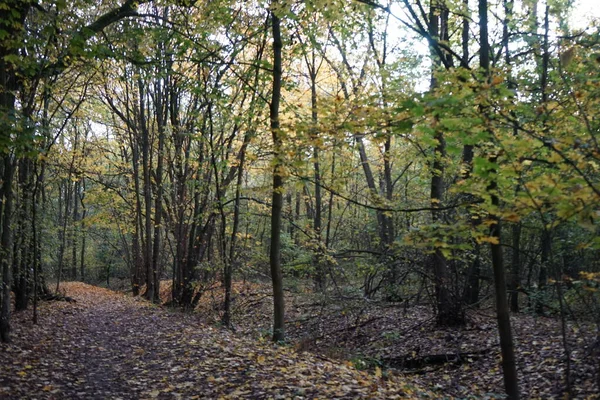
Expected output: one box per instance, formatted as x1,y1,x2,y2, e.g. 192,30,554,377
138,77,154,301
79,179,87,282
56,179,72,293
151,73,167,304
71,180,80,280
428,0,464,327
509,222,521,312
480,0,519,396
0,156,15,342
269,7,285,343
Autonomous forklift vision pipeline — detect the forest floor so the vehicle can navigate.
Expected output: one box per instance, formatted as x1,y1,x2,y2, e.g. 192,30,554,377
159,280,600,399
0,282,436,399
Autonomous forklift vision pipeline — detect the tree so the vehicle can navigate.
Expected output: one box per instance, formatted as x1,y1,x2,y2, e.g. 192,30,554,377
269,3,285,343
0,0,152,343
477,0,518,396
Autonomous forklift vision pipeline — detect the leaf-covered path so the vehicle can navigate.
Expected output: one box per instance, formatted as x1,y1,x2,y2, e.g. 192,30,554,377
0,283,434,399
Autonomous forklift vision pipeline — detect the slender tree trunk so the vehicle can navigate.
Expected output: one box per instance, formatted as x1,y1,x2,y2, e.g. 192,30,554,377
269,7,285,342
368,12,395,253
536,228,551,314
325,145,336,249
0,156,14,342
307,47,326,292
139,78,154,301
151,77,166,303
79,180,87,282
14,157,33,311
222,157,246,326
181,160,203,306
222,118,256,325
430,131,460,325
34,85,52,323
56,180,71,293
427,0,463,326
32,173,39,324
535,4,552,316
480,0,519,396
510,222,521,312
130,128,143,296
179,138,209,307
489,198,519,399
464,244,481,306
71,180,79,280
355,136,386,244
502,0,520,314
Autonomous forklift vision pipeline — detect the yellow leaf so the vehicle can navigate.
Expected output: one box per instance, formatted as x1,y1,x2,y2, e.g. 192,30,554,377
375,366,382,378
257,355,266,364
478,236,500,245
42,385,53,392
504,213,520,223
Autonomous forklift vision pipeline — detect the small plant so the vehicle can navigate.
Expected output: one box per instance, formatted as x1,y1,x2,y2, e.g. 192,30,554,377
350,355,383,371
382,331,401,341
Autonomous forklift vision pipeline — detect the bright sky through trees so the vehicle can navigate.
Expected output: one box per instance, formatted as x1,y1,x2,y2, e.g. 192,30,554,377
572,0,600,27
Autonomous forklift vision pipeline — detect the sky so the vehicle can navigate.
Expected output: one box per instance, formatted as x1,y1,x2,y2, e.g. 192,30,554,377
571,0,600,28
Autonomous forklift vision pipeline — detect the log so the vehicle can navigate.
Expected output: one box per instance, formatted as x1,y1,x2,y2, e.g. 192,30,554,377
42,293,77,303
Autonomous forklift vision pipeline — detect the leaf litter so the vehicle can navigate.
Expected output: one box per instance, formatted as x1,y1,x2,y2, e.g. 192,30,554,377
161,280,600,399
0,282,437,399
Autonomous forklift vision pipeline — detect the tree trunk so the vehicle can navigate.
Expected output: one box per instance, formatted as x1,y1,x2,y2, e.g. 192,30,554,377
71,180,79,280
269,7,285,343
14,157,33,311
0,0,29,344
307,47,326,292
501,0,520,314
79,179,87,282
0,156,15,342
56,180,71,293
151,76,166,304
480,0,519,396
139,78,154,301
536,227,551,314
464,244,481,306
535,4,552,317
509,222,521,312
130,124,143,296
428,0,464,327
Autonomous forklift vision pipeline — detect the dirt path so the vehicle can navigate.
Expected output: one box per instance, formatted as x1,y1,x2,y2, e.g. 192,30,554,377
0,283,433,399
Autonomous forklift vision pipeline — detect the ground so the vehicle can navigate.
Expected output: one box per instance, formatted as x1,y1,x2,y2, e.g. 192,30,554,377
0,283,434,399
2,281,599,399
165,280,600,399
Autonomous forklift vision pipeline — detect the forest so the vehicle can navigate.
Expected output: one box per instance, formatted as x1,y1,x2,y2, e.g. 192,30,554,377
0,0,599,398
